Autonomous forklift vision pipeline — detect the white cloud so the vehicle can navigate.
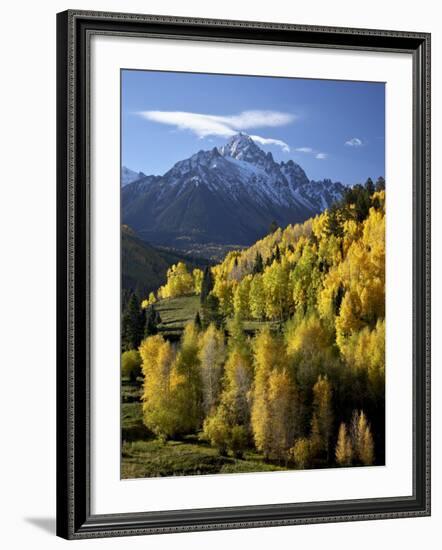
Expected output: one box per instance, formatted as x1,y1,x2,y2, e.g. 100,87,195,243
137,109,295,152
250,135,290,153
345,137,363,147
293,146,327,159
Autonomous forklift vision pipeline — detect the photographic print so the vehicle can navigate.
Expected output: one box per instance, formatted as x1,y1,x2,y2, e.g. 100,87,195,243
120,69,386,479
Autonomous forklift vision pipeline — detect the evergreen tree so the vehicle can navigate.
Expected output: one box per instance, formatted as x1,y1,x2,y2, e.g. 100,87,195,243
144,305,161,337
274,244,281,263
268,220,278,234
194,310,202,329
200,266,214,304
201,293,223,328
252,252,264,274
121,293,145,351
326,203,344,238
365,177,375,196
375,176,385,192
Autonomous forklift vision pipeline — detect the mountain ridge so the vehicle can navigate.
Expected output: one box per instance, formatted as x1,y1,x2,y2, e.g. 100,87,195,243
122,133,345,259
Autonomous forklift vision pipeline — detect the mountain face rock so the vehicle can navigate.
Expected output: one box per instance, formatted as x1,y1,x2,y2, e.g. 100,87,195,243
122,133,345,259
121,166,147,186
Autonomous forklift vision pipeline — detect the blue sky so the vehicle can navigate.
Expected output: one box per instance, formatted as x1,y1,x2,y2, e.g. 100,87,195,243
122,70,385,186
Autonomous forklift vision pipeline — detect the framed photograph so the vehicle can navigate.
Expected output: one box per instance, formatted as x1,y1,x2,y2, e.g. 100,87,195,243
56,10,431,539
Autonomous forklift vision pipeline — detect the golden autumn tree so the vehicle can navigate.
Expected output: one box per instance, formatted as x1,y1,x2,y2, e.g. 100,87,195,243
251,327,298,460
168,322,203,435
312,375,334,460
140,334,176,439
267,368,298,461
262,258,292,321
198,323,226,415
233,274,252,319
141,292,156,309
335,422,353,466
212,277,235,318
202,318,253,457
290,243,321,313
341,319,385,400
158,262,194,299
351,410,375,466
249,274,266,320
290,437,312,469
193,268,204,295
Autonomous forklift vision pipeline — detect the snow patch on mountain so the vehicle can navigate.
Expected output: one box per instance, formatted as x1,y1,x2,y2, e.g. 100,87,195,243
121,166,147,186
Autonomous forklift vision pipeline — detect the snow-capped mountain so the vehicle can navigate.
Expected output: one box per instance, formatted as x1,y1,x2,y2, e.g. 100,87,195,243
122,133,345,258
121,166,146,186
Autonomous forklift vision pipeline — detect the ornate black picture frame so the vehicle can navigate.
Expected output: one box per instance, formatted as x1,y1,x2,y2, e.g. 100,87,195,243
56,10,431,539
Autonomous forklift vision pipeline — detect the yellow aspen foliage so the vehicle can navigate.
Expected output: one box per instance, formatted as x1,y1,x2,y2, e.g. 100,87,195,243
221,347,253,427
285,314,335,387
312,375,333,458
212,278,235,317
141,182,385,467
249,274,266,320
340,320,385,398
285,314,331,361
267,369,298,460
263,258,292,320
311,210,329,241
318,233,342,271
342,218,362,256
233,274,252,319
371,189,385,210
335,290,364,350
158,262,194,299
251,329,277,458
251,328,294,459
140,335,175,439
290,437,312,469
290,244,321,313
141,292,156,309
167,322,203,435
202,407,230,455
121,349,142,382
317,267,343,322
351,410,375,466
335,422,353,466
193,268,203,295
360,424,375,466
202,327,253,456
198,324,226,415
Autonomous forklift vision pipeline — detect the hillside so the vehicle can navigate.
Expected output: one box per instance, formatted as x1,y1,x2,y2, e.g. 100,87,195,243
122,181,387,477
121,226,210,297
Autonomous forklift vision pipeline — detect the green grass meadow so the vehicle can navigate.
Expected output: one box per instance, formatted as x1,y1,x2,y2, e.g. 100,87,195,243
121,400,286,479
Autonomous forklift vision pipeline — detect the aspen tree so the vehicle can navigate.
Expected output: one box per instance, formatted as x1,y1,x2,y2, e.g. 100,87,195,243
335,422,353,466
